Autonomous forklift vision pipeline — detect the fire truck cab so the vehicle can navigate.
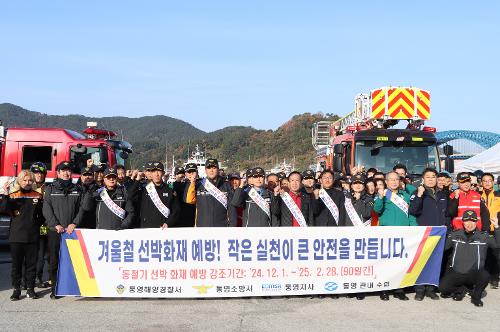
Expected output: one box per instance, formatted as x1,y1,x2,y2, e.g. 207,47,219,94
312,87,454,177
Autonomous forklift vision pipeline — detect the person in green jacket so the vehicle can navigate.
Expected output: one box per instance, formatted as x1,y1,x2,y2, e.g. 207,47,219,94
374,171,417,302
374,172,417,226
393,164,416,195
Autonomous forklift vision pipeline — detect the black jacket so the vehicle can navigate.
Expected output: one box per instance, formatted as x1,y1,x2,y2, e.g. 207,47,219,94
138,182,179,228
312,188,346,226
172,181,196,227
343,191,373,226
0,190,44,243
185,177,235,227
271,190,314,226
78,182,98,228
231,186,274,227
445,229,500,274
42,179,84,230
409,187,450,227
83,186,135,230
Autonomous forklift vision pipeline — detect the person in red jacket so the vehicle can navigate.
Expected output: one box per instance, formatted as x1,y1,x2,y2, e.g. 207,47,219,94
448,172,490,231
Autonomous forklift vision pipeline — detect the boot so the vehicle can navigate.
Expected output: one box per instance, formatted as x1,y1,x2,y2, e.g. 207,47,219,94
414,291,425,301
26,288,39,299
10,288,21,301
50,287,58,300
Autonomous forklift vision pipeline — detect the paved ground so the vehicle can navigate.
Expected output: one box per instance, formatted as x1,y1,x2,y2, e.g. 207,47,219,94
1,244,499,331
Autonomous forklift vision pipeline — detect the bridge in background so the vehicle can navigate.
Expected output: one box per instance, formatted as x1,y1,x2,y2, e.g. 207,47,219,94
436,130,500,160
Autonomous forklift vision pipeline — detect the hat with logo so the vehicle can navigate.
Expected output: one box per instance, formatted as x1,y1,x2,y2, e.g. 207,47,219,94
246,168,254,178
56,161,73,171
457,172,472,183
81,167,94,176
149,161,164,172
205,159,219,168
103,167,118,178
185,163,198,172
350,174,366,185
302,169,315,180
174,167,185,175
277,172,287,181
462,210,478,222
252,167,265,177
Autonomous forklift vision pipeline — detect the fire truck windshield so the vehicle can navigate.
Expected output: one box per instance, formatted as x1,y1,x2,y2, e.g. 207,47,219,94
355,140,440,175
70,146,107,174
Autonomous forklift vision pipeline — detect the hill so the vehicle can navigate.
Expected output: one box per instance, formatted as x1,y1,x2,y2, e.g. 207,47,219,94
0,103,338,171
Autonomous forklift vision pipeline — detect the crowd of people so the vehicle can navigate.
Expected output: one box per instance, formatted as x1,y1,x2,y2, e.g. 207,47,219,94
2,158,500,307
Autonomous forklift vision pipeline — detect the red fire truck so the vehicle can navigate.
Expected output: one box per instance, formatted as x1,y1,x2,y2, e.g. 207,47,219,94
311,87,454,176
0,122,132,240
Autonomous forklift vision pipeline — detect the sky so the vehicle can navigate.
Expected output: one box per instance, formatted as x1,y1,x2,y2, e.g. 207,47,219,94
0,1,499,133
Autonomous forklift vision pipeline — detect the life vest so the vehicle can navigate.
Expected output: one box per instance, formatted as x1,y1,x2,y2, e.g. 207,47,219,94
451,190,482,230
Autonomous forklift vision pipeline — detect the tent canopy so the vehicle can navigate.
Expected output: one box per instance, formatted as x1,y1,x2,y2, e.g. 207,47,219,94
455,142,500,177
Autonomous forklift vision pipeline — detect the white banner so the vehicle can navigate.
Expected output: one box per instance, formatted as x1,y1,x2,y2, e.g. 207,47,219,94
57,226,446,298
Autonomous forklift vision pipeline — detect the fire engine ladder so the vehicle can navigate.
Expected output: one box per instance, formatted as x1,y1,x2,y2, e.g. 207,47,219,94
312,121,332,151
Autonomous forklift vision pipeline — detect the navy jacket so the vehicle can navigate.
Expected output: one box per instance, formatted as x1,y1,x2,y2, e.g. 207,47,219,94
409,187,450,227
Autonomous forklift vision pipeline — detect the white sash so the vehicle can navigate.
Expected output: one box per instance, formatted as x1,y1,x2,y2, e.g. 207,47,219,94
203,179,228,209
386,189,409,216
248,187,270,218
344,197,365,227
319,189,340,225
281,192,308,227
146,182,171,218
100,188,126,219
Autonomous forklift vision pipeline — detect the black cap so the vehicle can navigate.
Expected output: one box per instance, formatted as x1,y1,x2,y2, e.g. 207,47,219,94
185,163,197,172
302,170,315,180
462,210,478,222
205,159,219,168
81,167,94,176
93,164,106,173
246,168,254,178
149,161,164,172
174,167,185,175
56,161,73,171
103,167,118,178
228,172,240,180
277,172,287,180
350,174,366,184
457,172,472,183
253,167,265,177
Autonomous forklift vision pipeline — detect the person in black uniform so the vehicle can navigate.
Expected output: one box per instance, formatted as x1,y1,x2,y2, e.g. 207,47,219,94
185,159,235,227
232,167,275,227
30,162,50,289
136,161,179,228
43,161,85,299
0,170,44,300
83,167,135,230
439,210,500,307
312,169,346,226
78,166,98,229
172,164,196,227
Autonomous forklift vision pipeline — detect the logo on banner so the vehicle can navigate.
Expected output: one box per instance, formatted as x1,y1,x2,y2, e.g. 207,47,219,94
262,284,282,292
193,285,213,294
116,284,125,295
324,282,338,292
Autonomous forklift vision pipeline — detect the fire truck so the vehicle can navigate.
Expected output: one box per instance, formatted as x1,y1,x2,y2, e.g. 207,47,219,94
0,122,132,241
311,87,454,176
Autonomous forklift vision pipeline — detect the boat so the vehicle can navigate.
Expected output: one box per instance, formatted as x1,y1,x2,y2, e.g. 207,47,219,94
184,144,209,178
268,158,294,175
